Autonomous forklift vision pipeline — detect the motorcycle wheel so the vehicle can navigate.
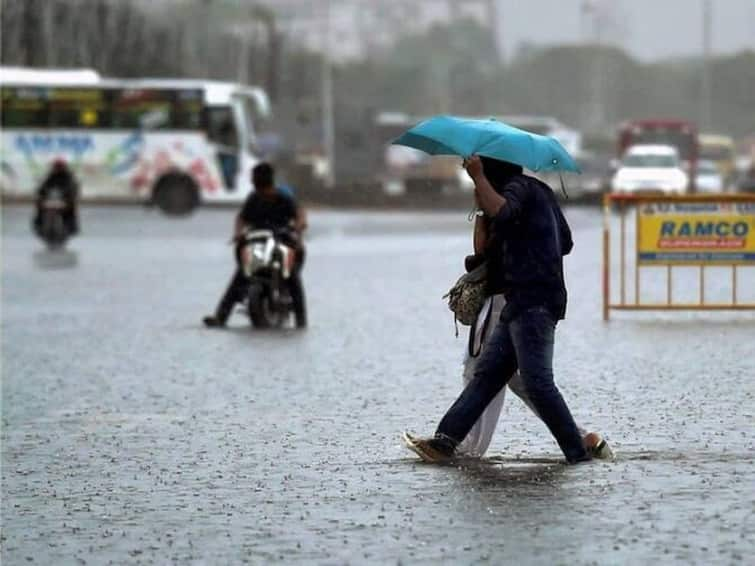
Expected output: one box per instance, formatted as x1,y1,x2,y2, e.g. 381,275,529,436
42,211,68,249
248,285,284,329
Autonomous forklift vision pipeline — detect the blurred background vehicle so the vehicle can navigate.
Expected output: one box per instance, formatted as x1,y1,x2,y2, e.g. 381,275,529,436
0,67,270,215
376,112,469,196
616,119,698,192
699,133,736,187
35,186,72,249
611,144,688,194
572,151,613,199
695,159,725,193
736,165,755,193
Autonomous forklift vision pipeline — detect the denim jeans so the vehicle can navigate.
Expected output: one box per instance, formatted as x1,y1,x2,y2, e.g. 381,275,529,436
436,306,589,463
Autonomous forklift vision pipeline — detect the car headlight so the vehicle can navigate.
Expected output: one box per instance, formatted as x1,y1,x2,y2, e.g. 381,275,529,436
671,175,688,191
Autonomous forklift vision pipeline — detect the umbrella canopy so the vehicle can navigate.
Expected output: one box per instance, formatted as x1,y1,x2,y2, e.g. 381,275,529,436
392,115,581,173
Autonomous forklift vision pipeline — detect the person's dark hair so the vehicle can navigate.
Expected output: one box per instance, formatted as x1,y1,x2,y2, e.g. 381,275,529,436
252,162,275,188
480,156,522,191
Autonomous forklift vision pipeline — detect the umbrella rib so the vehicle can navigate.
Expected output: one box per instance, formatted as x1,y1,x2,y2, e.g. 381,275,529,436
393,131,458,156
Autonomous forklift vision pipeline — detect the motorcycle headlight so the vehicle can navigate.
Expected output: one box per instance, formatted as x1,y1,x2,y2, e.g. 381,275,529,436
252,245,266,262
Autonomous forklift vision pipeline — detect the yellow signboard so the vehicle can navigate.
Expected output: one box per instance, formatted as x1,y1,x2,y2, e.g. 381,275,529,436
637,200,755,264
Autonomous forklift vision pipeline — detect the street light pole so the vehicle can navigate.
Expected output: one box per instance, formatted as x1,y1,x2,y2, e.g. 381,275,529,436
487,0,504,63
321,0,335,188
700,0,713,131
585,0,606,133
203,0,212,78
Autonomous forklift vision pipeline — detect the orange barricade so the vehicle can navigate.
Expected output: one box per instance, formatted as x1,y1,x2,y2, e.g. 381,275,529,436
602,193,755,320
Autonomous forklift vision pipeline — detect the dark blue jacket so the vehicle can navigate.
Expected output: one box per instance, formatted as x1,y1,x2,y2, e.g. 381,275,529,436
489,175,573,321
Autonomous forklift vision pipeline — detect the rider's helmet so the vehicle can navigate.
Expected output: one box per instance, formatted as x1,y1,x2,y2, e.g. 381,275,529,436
51,158,69,173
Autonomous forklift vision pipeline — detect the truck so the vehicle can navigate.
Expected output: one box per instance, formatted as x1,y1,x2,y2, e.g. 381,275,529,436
617,119,699,192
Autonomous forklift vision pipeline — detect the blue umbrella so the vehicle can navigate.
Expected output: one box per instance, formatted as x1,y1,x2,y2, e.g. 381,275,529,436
392,115,581,173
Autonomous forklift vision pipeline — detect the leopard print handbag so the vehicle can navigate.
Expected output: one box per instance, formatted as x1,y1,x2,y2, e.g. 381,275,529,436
443,263,487,327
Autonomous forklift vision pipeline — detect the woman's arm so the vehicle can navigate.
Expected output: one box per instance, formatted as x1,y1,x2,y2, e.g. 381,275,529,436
473,214,488,254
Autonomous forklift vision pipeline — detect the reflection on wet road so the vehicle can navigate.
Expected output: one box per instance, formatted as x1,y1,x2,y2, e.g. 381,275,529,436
2,205,754,564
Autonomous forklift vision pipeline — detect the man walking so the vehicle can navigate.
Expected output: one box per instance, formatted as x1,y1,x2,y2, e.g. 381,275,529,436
405,155,592,464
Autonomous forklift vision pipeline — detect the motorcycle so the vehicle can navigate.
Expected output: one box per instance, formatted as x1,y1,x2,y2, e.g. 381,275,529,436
36,187,72,249
237,227,298,328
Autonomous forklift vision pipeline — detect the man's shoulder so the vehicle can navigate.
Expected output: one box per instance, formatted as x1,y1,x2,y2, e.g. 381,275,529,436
277,184,296,199
519,174,550,189
500,174,537,198
240,192,263,216
277,192,296,204
512,175,555,198
276,192,298,211
241,192,259,207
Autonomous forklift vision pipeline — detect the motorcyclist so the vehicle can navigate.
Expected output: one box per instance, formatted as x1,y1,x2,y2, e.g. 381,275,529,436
33,159,80,236
203,162,307,329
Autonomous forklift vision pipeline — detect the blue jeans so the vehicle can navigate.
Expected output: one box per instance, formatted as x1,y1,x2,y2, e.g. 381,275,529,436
436,306,589,463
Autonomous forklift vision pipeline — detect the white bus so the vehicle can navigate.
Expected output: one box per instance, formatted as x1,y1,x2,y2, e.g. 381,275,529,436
0,67,270,214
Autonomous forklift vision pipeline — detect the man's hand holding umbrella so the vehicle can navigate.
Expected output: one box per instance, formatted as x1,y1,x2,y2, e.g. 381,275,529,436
464,155,506,218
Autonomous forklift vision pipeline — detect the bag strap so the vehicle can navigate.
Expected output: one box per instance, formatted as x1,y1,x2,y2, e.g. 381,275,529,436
467,298,492,358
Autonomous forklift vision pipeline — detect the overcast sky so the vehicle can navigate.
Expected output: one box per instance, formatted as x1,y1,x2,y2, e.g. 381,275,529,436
496,0,755,61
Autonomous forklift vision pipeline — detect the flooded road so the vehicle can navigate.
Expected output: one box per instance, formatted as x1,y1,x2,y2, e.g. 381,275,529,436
2,205,754,564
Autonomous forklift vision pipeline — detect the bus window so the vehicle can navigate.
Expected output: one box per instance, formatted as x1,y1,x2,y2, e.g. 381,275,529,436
47,88,107,128
173,90,203,130
1,87,48,127
111,89,173,130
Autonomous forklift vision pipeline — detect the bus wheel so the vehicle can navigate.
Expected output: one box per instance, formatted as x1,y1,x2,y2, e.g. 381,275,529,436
153,173,199,216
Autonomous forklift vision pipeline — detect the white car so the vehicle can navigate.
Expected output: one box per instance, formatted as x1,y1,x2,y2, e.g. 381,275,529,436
611,145,689,194
695,159,725,193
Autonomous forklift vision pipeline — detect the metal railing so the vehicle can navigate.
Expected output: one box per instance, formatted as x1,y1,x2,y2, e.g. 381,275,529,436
602,193,755,320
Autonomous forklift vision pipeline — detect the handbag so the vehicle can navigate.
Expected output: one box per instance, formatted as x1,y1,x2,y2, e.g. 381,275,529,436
443,262,487,329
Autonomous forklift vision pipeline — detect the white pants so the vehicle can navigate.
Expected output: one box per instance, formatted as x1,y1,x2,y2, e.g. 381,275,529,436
457,294,540,457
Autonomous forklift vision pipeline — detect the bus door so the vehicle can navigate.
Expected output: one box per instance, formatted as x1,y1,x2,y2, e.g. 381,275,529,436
206,105,240,191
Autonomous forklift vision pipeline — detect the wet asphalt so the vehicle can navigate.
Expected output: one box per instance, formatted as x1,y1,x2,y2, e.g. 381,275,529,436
2,204,754,565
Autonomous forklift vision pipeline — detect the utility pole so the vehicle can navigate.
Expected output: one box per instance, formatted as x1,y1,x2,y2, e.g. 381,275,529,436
446,0,458,19
237,31,250,86
203,0,213,78
321,0,335,188
584,0,606,134
487,0,504,63
700,0,712,132
580,0,593,43
246,5,280,101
